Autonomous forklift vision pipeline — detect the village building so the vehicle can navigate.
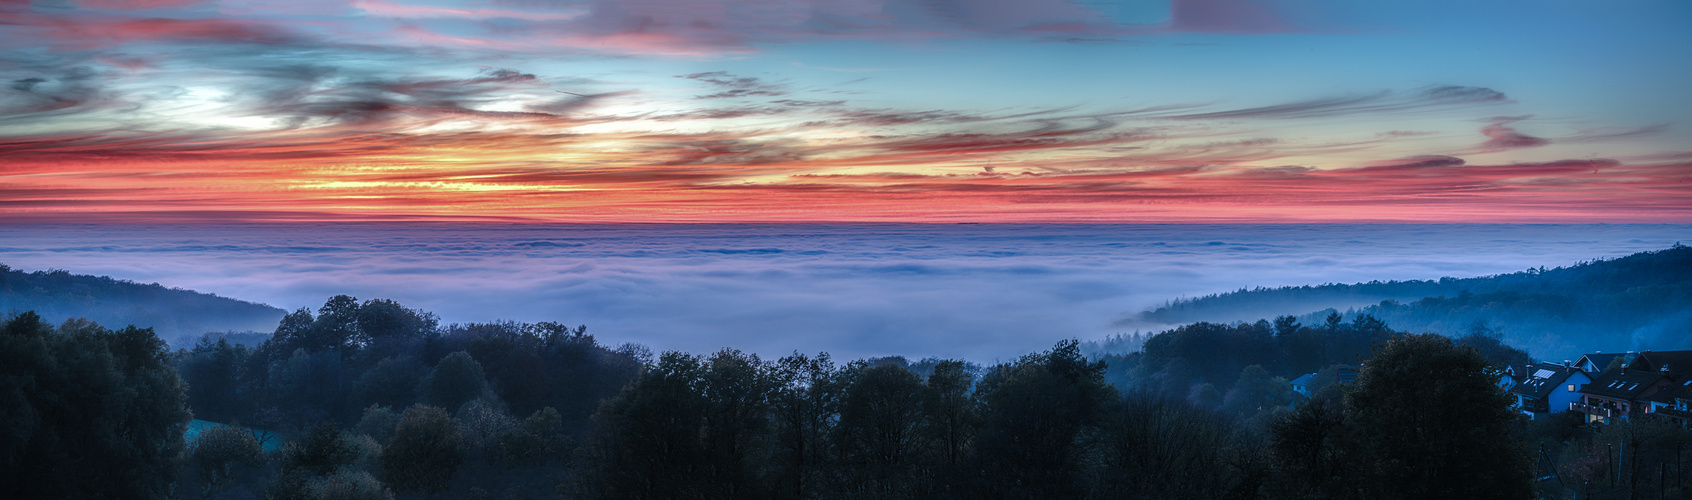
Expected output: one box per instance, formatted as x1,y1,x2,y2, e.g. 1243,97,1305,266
1290,373,1317,397
1567,350,1692,424
1289,365,1359,399
1575,351,1631,374
1507,362,1590,420
1570,368,1664,424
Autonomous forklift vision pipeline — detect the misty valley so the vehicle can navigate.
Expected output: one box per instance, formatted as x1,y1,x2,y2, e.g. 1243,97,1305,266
5,0,1687,497
1,245,1689,499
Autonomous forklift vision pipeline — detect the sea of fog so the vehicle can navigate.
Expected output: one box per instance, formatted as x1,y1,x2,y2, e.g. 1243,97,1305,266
1,223,1686,362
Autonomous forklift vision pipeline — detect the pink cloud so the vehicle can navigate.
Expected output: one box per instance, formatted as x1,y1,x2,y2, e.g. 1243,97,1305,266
74,0,208,9
3,11,300,49
1169,0,1295,34
1477,120,1550,153
364,0,1145,56
352,0,585,20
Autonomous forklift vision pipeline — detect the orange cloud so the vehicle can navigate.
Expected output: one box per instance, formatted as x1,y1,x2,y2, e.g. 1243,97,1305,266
4,121,1686,223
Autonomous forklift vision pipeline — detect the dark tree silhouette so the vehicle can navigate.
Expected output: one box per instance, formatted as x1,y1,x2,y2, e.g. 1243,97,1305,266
922,360,977,469
835,362,927,495
188,424,266,496
379,405,465,495
590,351,710,499
1343,333,1531,498
419,350,487,411
0,313,192,499
698,349,776,498
972,340,1116,498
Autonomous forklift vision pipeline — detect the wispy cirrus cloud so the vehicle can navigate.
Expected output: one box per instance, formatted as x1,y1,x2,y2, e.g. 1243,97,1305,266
1476,119,1550,153
1170,0,1296,34
0,0,1682,225
1,10,301,49
1464,118,1668,154
5,95,1687,223
1164,86,1509,120
679,71,789,99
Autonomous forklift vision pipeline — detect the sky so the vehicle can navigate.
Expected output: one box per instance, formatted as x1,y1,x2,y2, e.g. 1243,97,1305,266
3,223,1685,360
2,0,1690,222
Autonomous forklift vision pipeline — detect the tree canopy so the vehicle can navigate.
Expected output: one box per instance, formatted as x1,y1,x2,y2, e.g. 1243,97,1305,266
0,312,192,499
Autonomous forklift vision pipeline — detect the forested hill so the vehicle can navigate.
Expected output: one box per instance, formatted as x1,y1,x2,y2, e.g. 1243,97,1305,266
1132,245,1692,359
0,263,284,345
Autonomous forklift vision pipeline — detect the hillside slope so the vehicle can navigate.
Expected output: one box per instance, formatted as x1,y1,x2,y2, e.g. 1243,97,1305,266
1132,245,1692,359
0,263,284,345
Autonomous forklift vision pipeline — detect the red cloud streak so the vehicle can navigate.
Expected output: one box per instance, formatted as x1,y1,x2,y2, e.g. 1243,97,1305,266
3,147,1686,222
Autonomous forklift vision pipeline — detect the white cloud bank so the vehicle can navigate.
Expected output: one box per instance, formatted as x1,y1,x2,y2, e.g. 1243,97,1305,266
1,223,1686,361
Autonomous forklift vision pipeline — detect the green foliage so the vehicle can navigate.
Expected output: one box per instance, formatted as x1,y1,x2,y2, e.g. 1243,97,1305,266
972,340,1116,498
1222,364,1294,416
1188,382,1223,409
267,347,347,426
0,312,192,499
282,422,361,476
835,362,927,494
312,470,394,500
922,359,977,468
1454,321,1534,368
1098,392,1253,499
1102,314,1394,403
379,405,465,495
10,288,1567,499
189,424,266,495
698,349,777,497
1342,333,1531,498
1139,245,1692,358
768,352,842,498
494,406,569,465
356,405,401,445
589,351,710,498
0,264,284,344
356,356,426,410
419,350,488,411
1268,396,1346,497
457,398,517,461
178,336,254,423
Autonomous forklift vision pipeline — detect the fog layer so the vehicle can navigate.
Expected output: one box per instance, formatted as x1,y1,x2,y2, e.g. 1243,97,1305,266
1,223,1685,361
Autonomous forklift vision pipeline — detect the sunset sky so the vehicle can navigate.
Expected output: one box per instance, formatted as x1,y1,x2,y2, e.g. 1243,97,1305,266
3,0,1689,222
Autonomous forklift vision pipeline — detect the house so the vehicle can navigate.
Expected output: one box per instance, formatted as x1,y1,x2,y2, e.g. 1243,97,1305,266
1647,380,1692,423
1334,365,1359,384
1628,350,1692,379
1497,364,1529,392
1566,350,1692,425
1288,365,1357,398
1626,350,1692,422
1291,373,1317,397
1570,367,1670,424
1507,362,1590,420
1576,351,1631,374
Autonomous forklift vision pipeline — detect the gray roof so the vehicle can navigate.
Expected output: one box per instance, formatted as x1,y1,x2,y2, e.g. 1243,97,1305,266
1631,350,1692,379
1582,368,1666,401
1509,363,1582,400
1580,353,1628,371
1648,378,1692,404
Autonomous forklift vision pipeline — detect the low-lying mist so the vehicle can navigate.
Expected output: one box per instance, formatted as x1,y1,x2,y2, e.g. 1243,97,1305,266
1,223,1685,361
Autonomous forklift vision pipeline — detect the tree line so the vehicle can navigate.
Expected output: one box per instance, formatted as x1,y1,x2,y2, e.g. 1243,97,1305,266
0,262,285,343
1135,245,1692,358
3,296,1549,499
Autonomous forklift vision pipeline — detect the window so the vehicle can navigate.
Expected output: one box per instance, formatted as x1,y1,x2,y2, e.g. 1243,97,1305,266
1569,384,1576,392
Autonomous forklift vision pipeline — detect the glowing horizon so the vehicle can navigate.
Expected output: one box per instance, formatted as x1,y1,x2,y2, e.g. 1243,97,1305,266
3,0,1689,223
